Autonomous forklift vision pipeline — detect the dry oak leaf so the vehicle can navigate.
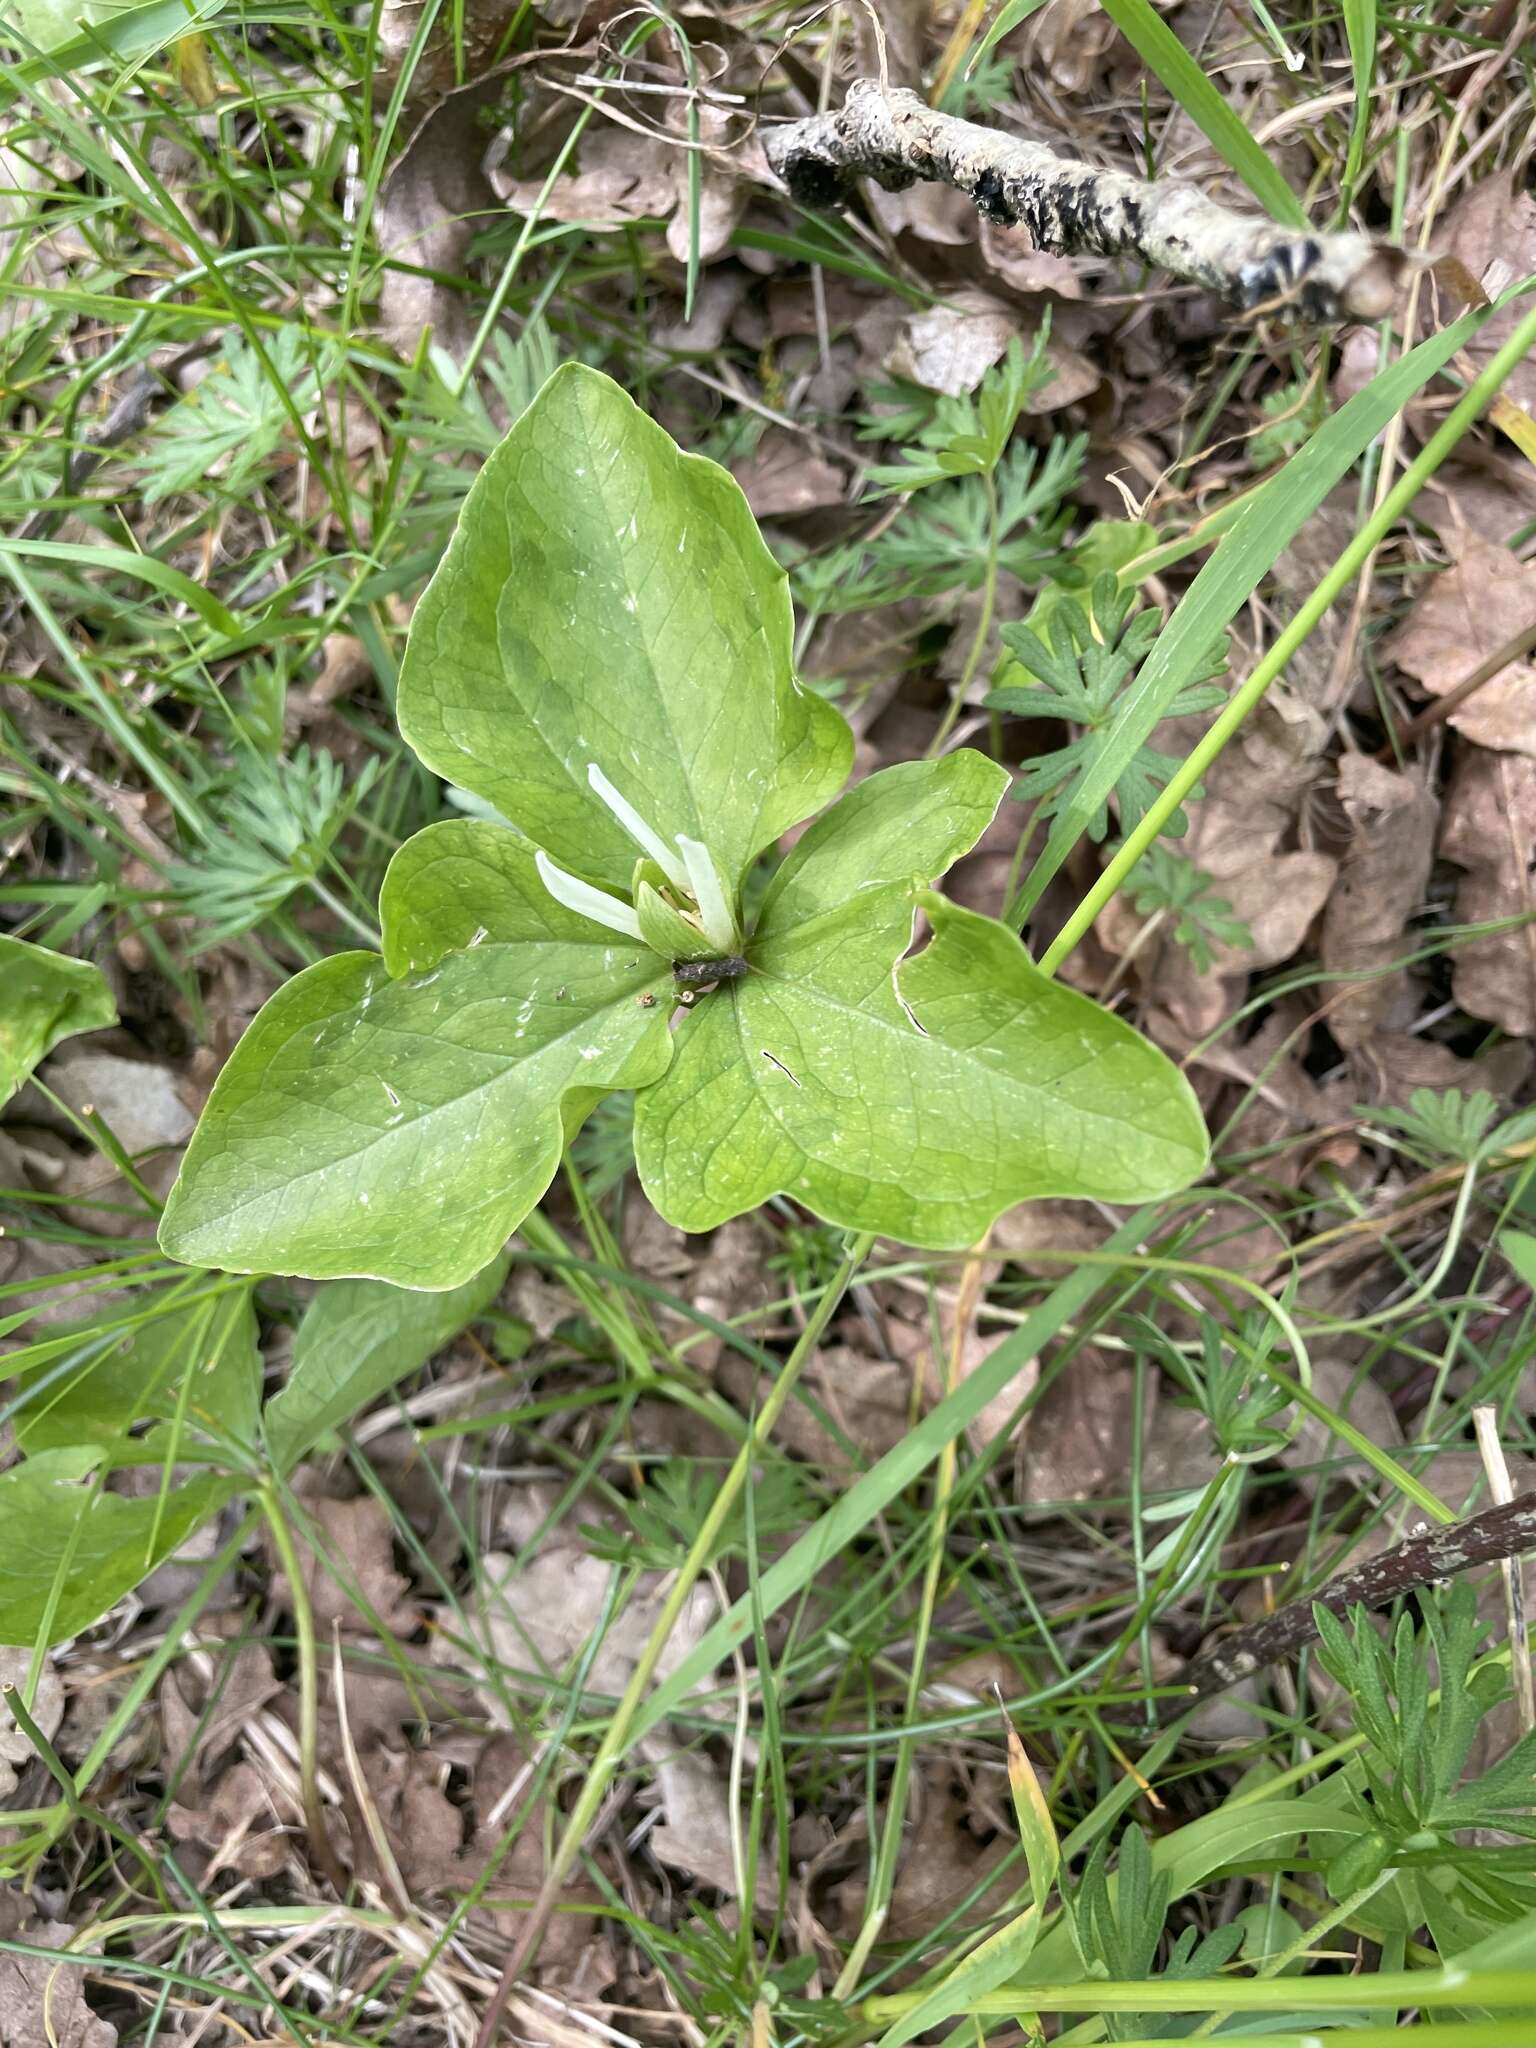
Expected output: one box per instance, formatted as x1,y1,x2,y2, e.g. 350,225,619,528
273,1495,418,1638
886,289,1098,409
730,429,847,519
0,1923,116,2048
1387,540,1536,756
1319,753,1438,1049
1433,173,1536,419
1440,747,1536,1035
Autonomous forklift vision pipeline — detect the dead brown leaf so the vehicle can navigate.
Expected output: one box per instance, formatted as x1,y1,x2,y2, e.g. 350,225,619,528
731,429,847,519
1319,753,1438,1048
1018,1352,1140,1508
0,1653,62,1803
439,1545,717,1725
377,81,500,360
1433,173,1536,418
167,1759,290,1880
492,125,674,231
275,1495,418,1638
1440,747,1536,1034
886,290,1098,410
1387,540,1536,755
0,1919,116,2048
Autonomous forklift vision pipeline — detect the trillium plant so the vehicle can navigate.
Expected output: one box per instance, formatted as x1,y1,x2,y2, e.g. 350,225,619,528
160,366,1207,1291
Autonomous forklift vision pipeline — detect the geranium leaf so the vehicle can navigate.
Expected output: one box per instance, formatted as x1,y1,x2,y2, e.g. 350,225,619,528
159,942,671,1289
0,1446,236,1648
0,935,117,1106
636,868,1206,1244
263,1252,509,1474
396,361,853,892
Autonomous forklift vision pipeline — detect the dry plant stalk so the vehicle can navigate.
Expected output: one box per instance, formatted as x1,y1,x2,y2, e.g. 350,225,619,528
766,80,1405,320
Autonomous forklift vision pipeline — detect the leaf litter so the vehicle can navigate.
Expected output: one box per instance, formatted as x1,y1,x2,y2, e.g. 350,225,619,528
5,1,1536,2038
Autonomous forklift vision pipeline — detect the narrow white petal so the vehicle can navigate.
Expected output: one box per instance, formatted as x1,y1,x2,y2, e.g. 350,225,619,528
586,765,690,892
676,835,739,954
534,850,645,941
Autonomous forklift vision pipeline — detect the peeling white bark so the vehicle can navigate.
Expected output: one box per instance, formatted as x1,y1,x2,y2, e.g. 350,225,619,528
766,80,1404,321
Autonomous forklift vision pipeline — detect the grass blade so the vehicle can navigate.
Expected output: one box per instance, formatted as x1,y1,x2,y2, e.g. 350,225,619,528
632,1207,1157,1746
1097,0,1306,226
1013,300,1492,923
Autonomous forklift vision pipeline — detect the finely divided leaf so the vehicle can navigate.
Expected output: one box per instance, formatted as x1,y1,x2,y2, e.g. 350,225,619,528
159,944,670,1290
396,362,852,892
0,935,117,1107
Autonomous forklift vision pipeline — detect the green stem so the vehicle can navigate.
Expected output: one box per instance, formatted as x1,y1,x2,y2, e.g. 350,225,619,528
1186,1872,1393,2037
865,1965,1536,2021
1040,294,1536,977
484,1230,875,2006
258,1483,347,1895
929,468,1000,756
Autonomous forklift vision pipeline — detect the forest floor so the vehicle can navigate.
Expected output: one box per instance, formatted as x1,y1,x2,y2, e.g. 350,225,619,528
3,3,1536,2045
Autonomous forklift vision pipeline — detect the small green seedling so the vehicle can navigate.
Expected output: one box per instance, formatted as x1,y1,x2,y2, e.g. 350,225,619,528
158,365,1208,1291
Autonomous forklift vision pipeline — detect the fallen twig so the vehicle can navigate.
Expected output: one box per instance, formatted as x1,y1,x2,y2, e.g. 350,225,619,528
1165,1488,1536,1718
765,80,1405,321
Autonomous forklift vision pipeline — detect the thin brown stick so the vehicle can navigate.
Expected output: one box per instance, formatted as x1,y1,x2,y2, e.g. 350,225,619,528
764,80,1406,319
1163,1489,1536,1719
1385,612,1536,753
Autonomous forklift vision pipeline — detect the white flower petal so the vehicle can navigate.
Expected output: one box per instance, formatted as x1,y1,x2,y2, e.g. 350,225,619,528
586,765,690,893
676,835,739,954
534,850,646,942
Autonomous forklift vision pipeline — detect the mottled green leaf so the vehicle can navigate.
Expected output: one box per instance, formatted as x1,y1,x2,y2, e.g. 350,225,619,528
264,1251,510,1474
396,362,852,892
0,1446,235,1647
0,935,116,1107
160,942,670,1290
14,1286,261,1462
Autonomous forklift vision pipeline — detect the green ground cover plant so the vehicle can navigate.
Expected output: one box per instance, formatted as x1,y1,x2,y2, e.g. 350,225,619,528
4,4,1536,2045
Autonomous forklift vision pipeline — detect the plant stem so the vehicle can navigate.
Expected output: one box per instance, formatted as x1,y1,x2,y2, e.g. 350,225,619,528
929,468,1000,756
472,1229,877,2046
1185,1873,1394,2038
865,1964,1536,2020
1041,293,1536,976
258,1483,348,1896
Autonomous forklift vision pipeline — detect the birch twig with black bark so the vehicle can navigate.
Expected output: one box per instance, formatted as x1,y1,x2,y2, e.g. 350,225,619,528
766,80,1404,321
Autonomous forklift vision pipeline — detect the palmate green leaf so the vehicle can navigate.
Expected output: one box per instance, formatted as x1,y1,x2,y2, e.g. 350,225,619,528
635,757,1205,1245
263,1252,510,1475
0,935,116,1107
14,1286,261,1463
0,1446,236,1648
159,849,672,1288
397,362,852,894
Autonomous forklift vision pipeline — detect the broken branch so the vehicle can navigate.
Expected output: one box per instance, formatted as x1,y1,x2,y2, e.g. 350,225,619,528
1164,1488,1536,1718
766,80,1405,321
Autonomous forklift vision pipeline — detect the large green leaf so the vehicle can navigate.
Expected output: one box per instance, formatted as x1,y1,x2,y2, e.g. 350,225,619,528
0,934,116,1107
635,758,1204,1243
263,1251,510,1474
396,362,852,893
378,819,552,973
14,1286,262,1462
159,941,671,1289
0,1446,235,1647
